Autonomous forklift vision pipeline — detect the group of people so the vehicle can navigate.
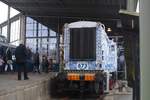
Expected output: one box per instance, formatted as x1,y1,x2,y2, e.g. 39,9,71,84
0,47,13,73
0,44,53,80
30,51,50,74
26,47,52,74
16,44,53,80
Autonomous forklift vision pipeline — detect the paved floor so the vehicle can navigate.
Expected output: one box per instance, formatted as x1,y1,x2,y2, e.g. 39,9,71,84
0,72,56,94
0,73,132,100
103,94,132,100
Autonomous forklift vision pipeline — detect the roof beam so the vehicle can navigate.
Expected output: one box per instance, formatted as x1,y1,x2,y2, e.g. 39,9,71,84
25,11,119,19
7,2,119,8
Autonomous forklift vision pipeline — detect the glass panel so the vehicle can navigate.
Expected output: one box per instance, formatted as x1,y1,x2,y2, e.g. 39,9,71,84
38,38,48,55
38,29,42,37
50,30,56,36
42,38,48,45
49,38,57,60
1,26,7,38
49,44,56,60
26,23,34,30
10,7,20,18
42,29,48,37
26,30,33,37
25,17,58,60
42,25,47,30
33,22,37,30
41,44,47,55
38,23,48,37
49,44,56,50
0,1,8,24
26,17,37,37
26,29,37,37
26,38,37,53
38,23,42,30
49,38,57,44
26,17,34,24
10,19,20,42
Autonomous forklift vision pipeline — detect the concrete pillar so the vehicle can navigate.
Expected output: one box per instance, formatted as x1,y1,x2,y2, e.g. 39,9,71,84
20,15,26,44
140,0,150,100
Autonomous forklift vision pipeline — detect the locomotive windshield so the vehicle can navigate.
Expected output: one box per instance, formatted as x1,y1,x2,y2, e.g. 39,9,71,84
69,28,96,60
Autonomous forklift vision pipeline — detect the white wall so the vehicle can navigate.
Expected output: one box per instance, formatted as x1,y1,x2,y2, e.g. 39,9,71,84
140,0,150,100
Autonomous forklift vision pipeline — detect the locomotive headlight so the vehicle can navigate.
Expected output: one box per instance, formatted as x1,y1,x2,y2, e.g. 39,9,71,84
107,27,112,32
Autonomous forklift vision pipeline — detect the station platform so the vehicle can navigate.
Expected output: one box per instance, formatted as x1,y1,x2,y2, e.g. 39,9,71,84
0,72,56,100
0,72,132,100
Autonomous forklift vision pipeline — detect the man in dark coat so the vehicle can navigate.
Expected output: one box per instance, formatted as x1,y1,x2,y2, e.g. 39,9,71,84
15,44,29,80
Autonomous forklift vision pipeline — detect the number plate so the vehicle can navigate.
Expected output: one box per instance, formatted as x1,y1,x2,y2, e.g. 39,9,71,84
77,62,88,70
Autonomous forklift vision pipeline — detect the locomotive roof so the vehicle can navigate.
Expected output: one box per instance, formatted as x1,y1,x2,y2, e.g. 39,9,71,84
67,21,100,28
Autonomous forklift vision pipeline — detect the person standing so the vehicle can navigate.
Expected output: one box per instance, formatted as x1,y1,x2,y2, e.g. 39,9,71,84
33,52,40,73
48,59,53,72
26,47,33,72
41,55,49,73
26,47,32,60
5,48,13,72
15,44,29,80
0,46,5,57
0,55,4,73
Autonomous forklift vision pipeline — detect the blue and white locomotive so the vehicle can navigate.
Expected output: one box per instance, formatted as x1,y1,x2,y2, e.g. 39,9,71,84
51,21,117,96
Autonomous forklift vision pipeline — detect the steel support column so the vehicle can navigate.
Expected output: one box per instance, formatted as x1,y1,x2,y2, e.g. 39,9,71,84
7,6,10,42
56,17,60,64
20,15,26,44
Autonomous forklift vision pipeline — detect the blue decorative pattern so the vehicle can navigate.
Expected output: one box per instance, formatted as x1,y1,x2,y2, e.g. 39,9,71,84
64,24,70,63
96,24,102,64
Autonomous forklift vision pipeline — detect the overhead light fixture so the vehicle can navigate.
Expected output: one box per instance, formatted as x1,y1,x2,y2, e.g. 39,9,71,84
107,28,112,32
